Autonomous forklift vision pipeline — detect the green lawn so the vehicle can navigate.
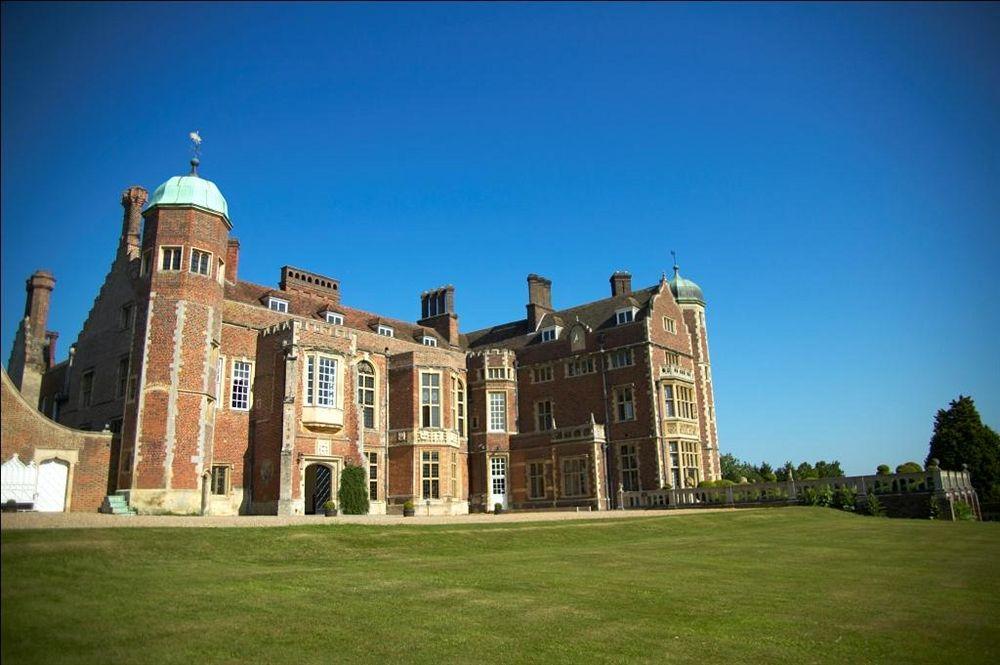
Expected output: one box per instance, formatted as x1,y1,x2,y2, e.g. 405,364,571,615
2,508,998,664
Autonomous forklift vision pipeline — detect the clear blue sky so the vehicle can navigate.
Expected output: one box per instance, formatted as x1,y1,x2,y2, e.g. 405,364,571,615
3,2,998,475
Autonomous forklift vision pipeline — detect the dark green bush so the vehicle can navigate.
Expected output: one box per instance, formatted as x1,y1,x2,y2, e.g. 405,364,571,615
338,464,370,515
832,487,857,512
896,462,923,474
876,464,891,476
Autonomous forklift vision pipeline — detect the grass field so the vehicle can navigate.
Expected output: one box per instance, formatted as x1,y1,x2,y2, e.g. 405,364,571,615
2,508,998,664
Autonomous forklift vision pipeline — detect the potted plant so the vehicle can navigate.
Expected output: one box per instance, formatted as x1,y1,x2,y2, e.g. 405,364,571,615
402,500,415,517
323,500,338,517
494,502,505,515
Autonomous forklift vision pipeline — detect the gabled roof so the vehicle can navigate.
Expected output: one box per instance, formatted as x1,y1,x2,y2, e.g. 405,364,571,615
463,285,660,351
224,280,435,344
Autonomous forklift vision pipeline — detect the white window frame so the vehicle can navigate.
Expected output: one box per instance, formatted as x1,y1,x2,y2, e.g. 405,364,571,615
357,361,376,429
488,391,507,433
230,359,253,411
452,376,465,436
422,336,438,347
377,325,394,338
367,451,379,501
324,311,344,325
268,297,289,313
160,246,183,272
663,316,676,334
422,451,440,499
615,308,636,325
421,371,442,428
304,353,339,408
539,326,558,343
189,247,212,276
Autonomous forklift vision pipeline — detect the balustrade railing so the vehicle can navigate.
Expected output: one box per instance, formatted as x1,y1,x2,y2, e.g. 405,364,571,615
622,466,980,519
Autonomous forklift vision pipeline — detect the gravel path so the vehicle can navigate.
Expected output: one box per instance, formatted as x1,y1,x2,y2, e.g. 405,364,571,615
0,507,733,530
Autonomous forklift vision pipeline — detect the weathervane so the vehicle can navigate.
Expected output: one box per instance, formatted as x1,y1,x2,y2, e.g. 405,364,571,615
188,130,202,174
671,250,680,278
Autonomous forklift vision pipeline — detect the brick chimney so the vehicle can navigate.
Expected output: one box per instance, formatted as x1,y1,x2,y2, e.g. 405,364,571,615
526,274,553,330
418,285,459,346
225,238,240,283
610,270,632,296
120,186,148,258
7,270,56,406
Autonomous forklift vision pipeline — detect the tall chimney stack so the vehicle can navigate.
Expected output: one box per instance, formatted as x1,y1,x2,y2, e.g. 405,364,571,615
120,186,148,258
226,238,240,283
526,274,553,330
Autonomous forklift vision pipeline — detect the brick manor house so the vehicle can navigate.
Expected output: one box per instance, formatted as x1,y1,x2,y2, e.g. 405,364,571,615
2,159,721,515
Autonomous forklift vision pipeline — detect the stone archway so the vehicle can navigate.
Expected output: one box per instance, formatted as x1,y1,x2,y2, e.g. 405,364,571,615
304,463,334,515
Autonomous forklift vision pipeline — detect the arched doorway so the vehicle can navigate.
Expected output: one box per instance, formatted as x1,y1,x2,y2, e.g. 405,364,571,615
36,459,69,512
304,463,333,515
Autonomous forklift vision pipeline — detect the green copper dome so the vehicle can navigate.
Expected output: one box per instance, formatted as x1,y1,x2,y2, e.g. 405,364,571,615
146,162,229,223
668,266,705,305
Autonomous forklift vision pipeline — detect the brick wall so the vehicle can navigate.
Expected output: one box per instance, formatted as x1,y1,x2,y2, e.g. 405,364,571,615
1,368,112,512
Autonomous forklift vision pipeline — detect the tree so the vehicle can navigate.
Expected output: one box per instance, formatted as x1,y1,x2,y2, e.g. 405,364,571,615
814,460,844,478
876,464,891,476
338,464,370,515
796,461,817,480
896,461,923,474
757,462,776,482
926,395,1000,503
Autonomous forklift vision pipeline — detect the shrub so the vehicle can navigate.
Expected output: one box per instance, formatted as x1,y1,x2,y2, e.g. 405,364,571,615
953,500,975,521
832,487,857,512
876,464,891,476
896,462,923,474
928,496,943,520
338,464,370,515
698,479,736,488
864,493,885,517
800,485,833,507
403,500,414,511
322,500,336,511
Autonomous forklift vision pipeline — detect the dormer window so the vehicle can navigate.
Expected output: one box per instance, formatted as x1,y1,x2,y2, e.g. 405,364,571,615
422,336,438,347
540,326,559,343
377,325,394,338
268,297,289,313
324,311,344,325
615,307,636,325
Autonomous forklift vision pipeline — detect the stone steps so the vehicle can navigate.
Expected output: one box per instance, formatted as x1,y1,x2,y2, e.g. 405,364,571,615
100,493,136,516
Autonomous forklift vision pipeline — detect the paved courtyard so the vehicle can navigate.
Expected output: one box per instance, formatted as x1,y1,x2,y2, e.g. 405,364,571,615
0,506,733,530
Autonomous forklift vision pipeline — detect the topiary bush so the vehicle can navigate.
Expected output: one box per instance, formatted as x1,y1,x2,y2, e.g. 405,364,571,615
338,464,370,515
876,464,891,476
896,462,923,474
